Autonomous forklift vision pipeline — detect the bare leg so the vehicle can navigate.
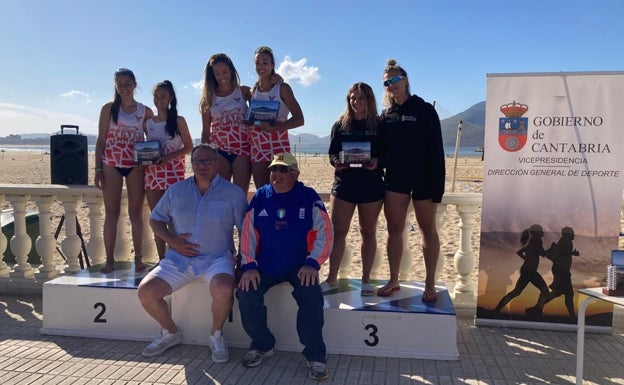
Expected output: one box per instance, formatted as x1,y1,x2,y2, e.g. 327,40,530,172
251,161,270,190
126,167,146,271
413,199,439,296
357,199,383,284
146,189,166,260
137,275,177,332
324,196,356,286
216,152,233,182
100,165,123,273
381,191,410,292
232,155,251,196
209,273,235,334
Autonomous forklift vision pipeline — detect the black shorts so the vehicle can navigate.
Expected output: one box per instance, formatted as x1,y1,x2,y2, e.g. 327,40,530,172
331,179,384,204
384,171,432,201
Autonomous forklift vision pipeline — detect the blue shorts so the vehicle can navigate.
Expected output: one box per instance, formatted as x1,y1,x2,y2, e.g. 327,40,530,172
217,149,237,165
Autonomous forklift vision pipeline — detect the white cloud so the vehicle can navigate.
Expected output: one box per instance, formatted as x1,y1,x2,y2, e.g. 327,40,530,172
276,56,320,86
186,80,203,91
0,103,98,137
60,90,92,104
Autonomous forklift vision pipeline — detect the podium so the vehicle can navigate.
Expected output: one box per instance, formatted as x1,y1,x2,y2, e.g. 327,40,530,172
41,271,458,360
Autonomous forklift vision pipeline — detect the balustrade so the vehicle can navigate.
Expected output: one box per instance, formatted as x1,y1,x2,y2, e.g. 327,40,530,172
0,184,485,302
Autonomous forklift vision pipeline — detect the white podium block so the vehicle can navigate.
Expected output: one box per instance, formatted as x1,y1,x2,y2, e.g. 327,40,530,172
322,279,458,360
40,269,162,341
172,279,458,360
41,272,458,360
171,280,299,349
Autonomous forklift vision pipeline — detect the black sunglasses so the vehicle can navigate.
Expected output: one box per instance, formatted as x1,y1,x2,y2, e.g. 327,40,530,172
269,165,292,173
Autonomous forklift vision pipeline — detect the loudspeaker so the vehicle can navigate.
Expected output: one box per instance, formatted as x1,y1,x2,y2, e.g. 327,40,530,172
51,125,88,185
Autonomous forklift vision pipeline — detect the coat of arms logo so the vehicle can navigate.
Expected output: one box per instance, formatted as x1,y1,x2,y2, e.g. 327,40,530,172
498,101,529,152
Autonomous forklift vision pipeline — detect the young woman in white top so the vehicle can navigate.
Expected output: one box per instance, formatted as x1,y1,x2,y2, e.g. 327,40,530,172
200,53,253,195
94,68,154,273
144,80,193,259
247,46,304,189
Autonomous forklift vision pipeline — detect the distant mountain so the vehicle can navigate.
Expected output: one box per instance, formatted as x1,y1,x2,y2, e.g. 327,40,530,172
440,101,485,148
288,100,487,152
3,103,486,150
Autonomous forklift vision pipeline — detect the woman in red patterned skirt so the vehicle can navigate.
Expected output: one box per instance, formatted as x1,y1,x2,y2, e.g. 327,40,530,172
144,80,193,259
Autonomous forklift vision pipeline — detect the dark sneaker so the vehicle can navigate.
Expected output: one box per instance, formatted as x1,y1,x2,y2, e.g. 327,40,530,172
208,330,229,363
308,361,329,381
142,329,183,357
241,349,274,368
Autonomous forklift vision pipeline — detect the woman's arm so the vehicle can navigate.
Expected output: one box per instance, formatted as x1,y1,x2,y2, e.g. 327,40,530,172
273,82,304,131
200,110,212,143
94,103,112,189
162,116,194,163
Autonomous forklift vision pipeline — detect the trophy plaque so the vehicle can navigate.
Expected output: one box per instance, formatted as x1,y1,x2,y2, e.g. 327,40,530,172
244,99,280,126
339,140,371,168
603,250,624,296
134,141,161,165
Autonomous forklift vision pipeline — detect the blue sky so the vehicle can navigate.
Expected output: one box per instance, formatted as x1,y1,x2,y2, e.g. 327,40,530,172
1,0,622,139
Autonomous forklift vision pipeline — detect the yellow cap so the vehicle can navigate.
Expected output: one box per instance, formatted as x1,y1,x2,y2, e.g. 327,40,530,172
269,152,298,171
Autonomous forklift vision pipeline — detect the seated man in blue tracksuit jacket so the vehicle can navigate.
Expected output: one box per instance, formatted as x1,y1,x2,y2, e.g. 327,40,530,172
237,152,334,381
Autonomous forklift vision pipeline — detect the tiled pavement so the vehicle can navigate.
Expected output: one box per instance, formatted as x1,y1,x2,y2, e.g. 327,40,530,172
1,294,623,385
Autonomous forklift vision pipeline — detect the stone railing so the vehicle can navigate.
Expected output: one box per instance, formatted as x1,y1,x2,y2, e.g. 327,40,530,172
0,184,483,304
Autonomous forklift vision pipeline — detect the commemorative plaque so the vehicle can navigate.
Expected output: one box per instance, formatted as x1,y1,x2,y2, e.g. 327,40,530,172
244,99,280,126
134,141,161,165
339,140,371,168
603,249,624,296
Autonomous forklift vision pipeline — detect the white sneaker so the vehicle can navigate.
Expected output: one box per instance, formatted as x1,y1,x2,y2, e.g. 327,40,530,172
142,329,183,357
208,330,229,363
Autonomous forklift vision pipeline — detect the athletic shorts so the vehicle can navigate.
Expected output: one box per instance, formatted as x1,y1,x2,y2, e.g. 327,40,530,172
331,179,384,204
144,158,185,190
384,171,432,201
249,127,290,162
146,256,235,292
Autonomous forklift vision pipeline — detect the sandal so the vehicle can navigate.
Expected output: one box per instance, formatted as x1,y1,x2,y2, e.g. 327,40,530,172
377,283,400,297
360,283,375,297
422,289,438,302
320,281,336,293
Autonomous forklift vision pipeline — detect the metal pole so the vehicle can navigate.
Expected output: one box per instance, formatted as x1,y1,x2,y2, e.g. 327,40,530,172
451,120,462,192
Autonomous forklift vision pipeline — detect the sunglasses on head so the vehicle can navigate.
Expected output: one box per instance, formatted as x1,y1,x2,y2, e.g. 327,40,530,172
269,165,292,173
383,75,404,87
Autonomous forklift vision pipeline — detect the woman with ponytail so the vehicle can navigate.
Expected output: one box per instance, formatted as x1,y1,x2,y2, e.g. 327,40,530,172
95,68,154,273
144,80,193,260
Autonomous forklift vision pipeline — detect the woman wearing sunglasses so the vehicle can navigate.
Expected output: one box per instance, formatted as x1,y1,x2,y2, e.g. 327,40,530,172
377,59,445,301
321,83,384,297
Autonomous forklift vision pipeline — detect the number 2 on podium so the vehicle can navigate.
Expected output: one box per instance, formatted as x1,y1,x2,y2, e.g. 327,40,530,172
94,302,107,323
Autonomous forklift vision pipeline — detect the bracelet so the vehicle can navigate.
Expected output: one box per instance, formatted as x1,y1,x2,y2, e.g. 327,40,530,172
94,167,103,172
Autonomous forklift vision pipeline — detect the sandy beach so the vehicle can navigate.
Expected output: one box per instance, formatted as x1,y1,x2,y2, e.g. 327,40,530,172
0,151,488,288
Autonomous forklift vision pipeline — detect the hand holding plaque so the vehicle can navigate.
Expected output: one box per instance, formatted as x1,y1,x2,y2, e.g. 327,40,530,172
134,141,161,165
244,99,280,126
339,140,372,168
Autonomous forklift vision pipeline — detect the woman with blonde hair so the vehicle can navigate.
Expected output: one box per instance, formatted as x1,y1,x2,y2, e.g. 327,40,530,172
377,59,445,301
200,53,252,195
